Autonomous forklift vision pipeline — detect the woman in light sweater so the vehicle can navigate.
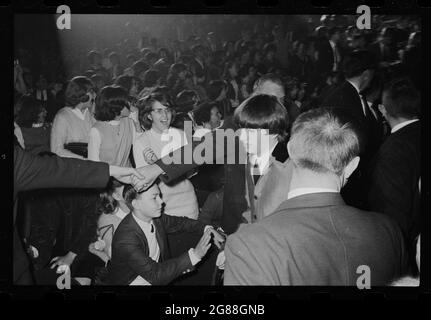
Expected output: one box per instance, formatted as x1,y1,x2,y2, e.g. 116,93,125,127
133,92,199,219
51,76,96,159
87,85,142,167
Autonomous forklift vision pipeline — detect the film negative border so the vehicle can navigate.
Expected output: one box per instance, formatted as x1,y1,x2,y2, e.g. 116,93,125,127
1,0,430,305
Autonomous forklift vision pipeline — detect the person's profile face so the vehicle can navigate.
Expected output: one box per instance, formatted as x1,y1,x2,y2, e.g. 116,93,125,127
130,81,139,97
210,106,222,126
239,128,275,157
132,185,164,219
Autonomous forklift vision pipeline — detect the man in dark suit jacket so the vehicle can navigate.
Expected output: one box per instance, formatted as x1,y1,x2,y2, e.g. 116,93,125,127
13,145,141,284
106,184,223,285
321,50,378,208
367,78,421,272
133,75,290,235
224,108,408,285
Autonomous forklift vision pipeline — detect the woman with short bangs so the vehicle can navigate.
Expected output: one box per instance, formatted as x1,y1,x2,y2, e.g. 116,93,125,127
133,92,199,220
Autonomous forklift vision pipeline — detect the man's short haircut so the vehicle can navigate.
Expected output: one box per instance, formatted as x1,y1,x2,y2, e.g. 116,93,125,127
132,61,149,77
65,76,94,107
95,85,130,121
176,90,198,112
122,184,139,213
234,94,289,141
143,69,160,88
253,73,283,92
383,78,420,119
114,75,140,93
207,80,227,101
342,50,376,79
289,108,361,176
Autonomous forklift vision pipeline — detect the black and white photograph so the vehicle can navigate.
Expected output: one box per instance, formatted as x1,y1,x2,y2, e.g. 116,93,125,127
7,2,427,308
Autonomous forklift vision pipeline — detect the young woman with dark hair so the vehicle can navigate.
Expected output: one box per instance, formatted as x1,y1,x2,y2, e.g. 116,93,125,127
138,69,161,98
88,179,129,266
167,63,188,97
88,85,141,167
206,79,231,118
133,92,199,220
50,76,96,159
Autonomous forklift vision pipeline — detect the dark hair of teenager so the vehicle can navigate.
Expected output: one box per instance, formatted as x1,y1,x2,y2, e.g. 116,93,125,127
15,94,45,128
169,63,188,76
122,181,160,213
223,60,238,80
207,80,227,101
234,94,289,141
95,85,130,121
65,76,95,107
96,178,124,216
143,69,160,88
144,52,158,62
158,47,170,59
383,77,421,119
171,112,193,131
132,60,149,77
114,75,141,94
176,90,198,112
193,102,219,126
137,91,174,130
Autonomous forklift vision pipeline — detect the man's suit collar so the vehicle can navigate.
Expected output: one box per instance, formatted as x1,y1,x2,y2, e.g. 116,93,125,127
127,213,165,259
275,192,345,212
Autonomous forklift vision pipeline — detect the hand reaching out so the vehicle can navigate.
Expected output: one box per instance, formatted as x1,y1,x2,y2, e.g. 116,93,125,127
132,164,164,191
109,165,145,184
193,229,212,260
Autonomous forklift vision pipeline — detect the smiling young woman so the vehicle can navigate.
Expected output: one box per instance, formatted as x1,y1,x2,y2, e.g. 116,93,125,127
133,91,199,220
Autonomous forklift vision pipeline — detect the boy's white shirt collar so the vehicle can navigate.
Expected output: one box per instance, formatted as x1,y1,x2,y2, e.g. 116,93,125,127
248,142,278,175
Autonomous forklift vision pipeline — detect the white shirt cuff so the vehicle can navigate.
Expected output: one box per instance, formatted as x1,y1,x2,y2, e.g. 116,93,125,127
204,225,214,233
188,248,201,266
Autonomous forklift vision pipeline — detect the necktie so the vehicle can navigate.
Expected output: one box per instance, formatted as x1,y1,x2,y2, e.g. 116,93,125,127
360,94,371,119
150,223,154,233
253,162,261,185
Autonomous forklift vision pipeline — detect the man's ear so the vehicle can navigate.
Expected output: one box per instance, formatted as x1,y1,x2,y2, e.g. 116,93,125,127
344,156,360,180
131,199,137,209
147,114,153,122
287,140,293,157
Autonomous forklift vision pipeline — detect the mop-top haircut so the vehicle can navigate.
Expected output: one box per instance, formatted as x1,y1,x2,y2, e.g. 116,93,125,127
234,94,289,141
289,108,360,176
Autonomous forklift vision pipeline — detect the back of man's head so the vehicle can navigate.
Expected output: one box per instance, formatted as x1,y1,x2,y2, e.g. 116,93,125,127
382,78,420,120
342,50,376,79
288,108,360,176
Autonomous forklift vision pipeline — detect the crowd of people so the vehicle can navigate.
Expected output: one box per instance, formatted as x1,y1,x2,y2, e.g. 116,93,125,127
13,14,421,286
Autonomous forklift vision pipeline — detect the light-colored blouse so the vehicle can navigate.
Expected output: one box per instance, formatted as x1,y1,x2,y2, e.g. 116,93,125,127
133,127,199,219
50,107,95,159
